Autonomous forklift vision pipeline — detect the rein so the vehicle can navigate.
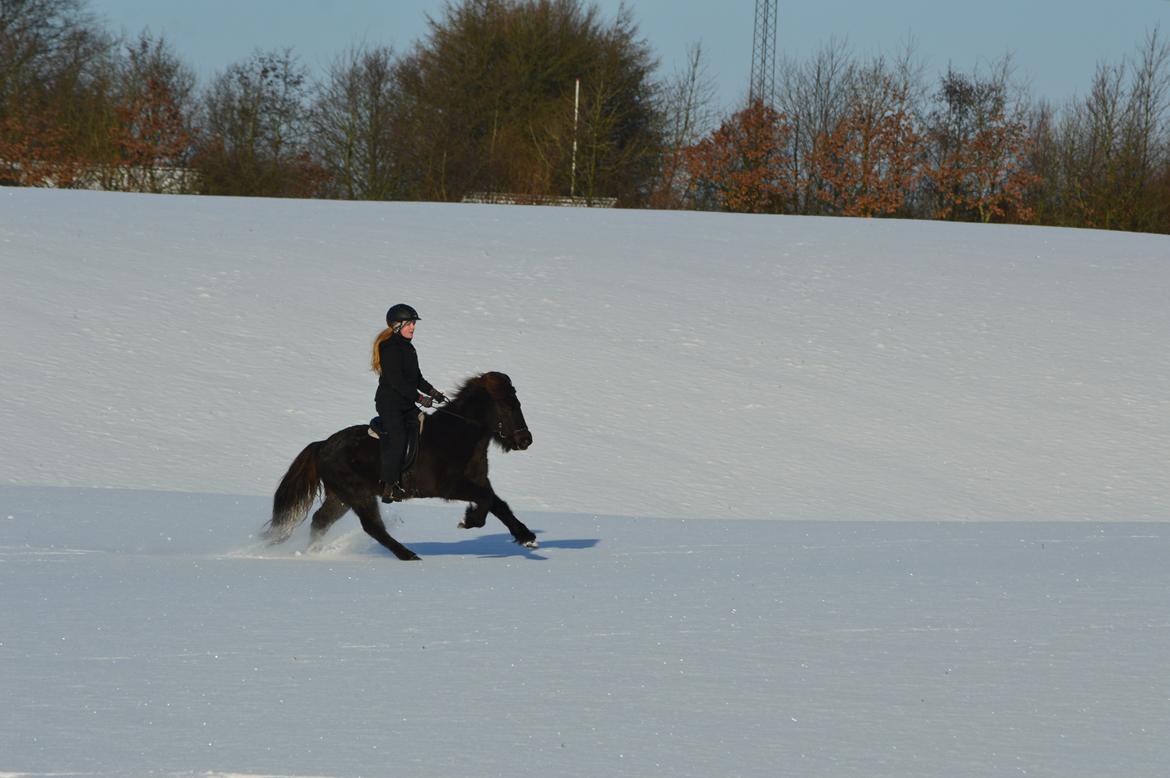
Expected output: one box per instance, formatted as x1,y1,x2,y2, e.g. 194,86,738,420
430,401,529,439
430,403,478,426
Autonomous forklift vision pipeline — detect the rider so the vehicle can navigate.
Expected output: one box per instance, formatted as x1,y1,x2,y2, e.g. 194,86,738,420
372,303,447,502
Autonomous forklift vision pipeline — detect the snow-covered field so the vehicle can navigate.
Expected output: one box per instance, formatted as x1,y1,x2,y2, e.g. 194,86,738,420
2,188,1168,776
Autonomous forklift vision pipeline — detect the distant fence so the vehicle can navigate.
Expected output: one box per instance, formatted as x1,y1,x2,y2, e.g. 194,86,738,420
0,160,200,194
462,192,617,208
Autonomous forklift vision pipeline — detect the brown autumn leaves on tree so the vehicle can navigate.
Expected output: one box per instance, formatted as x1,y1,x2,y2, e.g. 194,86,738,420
811,59,921,218
680,34,1169,232
0,1,195,189
683,100,793,213
682,53,1041,223
111,34,195,192
0,0,110,186
923,66,1037,223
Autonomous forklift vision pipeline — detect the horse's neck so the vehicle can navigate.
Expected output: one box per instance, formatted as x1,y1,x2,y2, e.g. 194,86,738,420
448,393,491,427
428,404,489,443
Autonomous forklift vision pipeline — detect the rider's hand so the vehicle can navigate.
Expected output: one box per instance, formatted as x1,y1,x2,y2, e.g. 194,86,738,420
417,393,434,408
430,389,448,404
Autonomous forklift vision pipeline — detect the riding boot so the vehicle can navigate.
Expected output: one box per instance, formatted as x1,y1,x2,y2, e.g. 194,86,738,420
379,480,407,504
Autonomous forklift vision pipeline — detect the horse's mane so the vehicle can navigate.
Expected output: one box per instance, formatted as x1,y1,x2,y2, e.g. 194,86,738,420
450,374,489,403
449,372,512,407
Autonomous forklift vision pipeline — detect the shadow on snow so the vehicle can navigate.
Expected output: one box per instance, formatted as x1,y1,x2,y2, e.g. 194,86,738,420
405,532,600,560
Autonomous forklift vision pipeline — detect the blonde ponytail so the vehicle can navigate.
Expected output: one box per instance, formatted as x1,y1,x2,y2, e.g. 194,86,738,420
371,327,394,373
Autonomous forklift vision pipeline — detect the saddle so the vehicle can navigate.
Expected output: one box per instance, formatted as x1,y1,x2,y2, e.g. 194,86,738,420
368,412,426,473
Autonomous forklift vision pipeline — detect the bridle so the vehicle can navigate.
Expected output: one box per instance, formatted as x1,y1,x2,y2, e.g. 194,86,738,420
432,402,529,445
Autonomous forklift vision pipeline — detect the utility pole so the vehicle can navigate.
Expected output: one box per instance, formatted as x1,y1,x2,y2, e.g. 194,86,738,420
750,0,778,107
571,77,580,198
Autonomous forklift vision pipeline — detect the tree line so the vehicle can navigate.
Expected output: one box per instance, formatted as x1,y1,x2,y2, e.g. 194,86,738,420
2,0,1168,234
679,34,1170,234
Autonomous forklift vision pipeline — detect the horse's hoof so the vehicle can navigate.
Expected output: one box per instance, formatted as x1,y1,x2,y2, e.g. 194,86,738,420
522,539,539,550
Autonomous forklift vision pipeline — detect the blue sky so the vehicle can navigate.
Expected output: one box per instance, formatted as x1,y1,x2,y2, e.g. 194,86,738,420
90,0,1170,110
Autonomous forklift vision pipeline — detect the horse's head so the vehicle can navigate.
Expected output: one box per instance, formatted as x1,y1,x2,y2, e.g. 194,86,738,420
480,371,532,452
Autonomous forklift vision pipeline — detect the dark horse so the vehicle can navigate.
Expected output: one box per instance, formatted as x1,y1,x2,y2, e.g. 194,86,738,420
266,371,536,560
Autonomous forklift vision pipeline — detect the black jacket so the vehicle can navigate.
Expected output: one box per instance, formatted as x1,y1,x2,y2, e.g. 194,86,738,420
376,334,435,415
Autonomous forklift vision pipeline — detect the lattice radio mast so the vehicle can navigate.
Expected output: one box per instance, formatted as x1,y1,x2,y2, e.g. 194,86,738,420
750,0,778,107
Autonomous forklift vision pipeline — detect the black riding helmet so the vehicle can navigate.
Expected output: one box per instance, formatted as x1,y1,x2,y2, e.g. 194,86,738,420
386,303,420,327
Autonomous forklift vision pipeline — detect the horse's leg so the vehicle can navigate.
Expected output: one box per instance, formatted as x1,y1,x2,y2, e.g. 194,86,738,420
488,494,538,549
350,497,421,561
458,487,493,530
453,480,538,549
308,491,350,551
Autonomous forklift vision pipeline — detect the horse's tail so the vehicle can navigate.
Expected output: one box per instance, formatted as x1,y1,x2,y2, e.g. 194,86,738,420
265,441,324,543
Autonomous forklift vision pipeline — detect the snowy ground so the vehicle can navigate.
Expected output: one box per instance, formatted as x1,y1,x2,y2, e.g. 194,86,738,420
1,188,1168,776
3,487,1168,777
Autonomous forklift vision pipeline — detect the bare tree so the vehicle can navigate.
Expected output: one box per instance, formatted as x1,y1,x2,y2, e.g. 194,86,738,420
0,0,92,101
193,48,322,197
1064,60,1128,226
310,45,406,200
1115,28,1170,230
1050,28,1170,231
1021,97,1062,224
776,36,854,213
651,41,718,208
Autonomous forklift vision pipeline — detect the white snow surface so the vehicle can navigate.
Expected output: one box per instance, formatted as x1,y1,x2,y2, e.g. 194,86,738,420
2,188,1169,776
